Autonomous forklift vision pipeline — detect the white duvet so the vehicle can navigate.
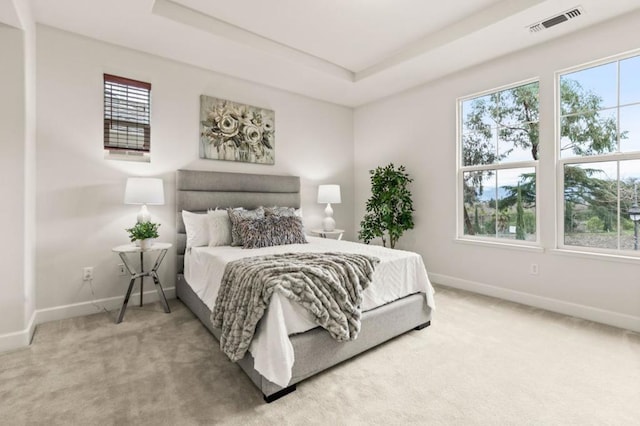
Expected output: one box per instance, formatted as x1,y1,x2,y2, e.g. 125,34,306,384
184,236,435,387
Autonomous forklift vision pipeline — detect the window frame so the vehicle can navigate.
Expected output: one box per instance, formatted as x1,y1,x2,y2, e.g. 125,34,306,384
555,49,640,257
103,73,152,161
456,78,541,247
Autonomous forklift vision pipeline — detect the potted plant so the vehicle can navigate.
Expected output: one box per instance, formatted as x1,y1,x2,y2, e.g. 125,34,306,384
358,163,414,249
126,221,160,249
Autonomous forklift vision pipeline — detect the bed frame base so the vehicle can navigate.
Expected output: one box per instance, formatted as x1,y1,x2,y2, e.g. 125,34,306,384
414,321,431,330
176,274,432,402
263,321,431,403
263,384,297,403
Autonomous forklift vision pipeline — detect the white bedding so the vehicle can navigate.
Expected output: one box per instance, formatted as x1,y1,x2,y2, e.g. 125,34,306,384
185,236,435,387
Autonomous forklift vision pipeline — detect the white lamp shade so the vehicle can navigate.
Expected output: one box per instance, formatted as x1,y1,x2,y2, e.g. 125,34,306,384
124,178,165,205
317,184,341,204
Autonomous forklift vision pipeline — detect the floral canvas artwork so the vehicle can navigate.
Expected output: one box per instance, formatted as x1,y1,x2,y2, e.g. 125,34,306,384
199,95,275,164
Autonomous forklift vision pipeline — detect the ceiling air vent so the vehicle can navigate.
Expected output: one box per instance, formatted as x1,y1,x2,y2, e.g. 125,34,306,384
528,6,584,33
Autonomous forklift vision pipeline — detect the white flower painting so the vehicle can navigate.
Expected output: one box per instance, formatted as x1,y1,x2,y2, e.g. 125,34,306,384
199,95,275,164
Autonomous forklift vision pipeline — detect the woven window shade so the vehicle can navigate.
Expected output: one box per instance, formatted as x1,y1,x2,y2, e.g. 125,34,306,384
104,74,151,152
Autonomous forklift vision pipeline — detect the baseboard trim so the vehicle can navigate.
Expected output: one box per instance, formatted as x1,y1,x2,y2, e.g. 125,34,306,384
0,330,30,353
0,310,36,353
429,273,640,333
0,288,175,353
35,287,176,324
27,309,36,344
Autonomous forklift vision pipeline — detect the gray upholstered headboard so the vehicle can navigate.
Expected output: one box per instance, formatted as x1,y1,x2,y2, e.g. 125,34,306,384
175,169,301,274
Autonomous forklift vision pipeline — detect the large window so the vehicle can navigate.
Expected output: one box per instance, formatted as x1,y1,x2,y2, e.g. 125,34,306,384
559,53,640,253
458,81,539,243
104,74,151,161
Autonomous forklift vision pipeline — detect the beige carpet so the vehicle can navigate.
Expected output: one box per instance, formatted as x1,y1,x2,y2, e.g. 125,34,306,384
1,286,639,425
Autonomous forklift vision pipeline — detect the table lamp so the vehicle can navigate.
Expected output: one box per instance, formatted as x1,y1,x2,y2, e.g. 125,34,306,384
317,184,341,231
124,177,165,223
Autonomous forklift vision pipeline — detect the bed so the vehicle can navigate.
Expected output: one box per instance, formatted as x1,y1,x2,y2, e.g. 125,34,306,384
175,169,435,402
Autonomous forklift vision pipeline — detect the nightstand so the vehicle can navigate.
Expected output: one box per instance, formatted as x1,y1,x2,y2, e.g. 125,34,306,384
112,242,172,323
310,229,344,240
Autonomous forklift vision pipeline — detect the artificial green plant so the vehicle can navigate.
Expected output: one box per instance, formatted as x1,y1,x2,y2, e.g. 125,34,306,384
125,221,160,242
358,163,415,249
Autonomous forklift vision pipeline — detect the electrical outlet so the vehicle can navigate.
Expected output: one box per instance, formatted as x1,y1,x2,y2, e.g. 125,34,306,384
83,266,94,281
530,263,539,275
118,263,127,276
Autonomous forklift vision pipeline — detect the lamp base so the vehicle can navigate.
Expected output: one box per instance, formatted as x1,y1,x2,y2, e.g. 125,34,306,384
322,203,336,231
137,204,151,223
322,217,336,232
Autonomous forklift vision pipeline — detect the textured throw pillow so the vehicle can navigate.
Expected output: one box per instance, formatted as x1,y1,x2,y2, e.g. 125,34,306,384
182,210,209,248
227,207,265,246
239,215,307,249
265,206,296,217
265,207,304,234
264,206,303,218
207,209,232,247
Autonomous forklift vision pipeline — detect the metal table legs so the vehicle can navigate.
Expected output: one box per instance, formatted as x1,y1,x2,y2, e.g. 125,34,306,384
116,248,171,323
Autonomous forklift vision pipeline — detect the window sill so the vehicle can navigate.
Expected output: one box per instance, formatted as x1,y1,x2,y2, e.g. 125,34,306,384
551,248,640,265
455,237,544,253
105,150,150,163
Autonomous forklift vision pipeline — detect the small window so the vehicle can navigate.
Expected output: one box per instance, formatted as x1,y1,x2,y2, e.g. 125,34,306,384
104,74,151,161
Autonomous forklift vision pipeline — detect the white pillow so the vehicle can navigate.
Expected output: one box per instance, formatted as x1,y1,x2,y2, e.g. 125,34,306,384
207,209,232,247
182,210,209,248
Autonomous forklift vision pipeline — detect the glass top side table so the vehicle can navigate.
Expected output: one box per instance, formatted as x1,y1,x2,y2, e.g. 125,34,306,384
111,242,172,323
309,229,345,240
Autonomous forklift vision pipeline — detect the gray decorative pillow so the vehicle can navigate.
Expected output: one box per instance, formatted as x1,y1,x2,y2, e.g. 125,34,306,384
227,208,265,246
264,206,296,217
239,216,307,249
264,207,304,233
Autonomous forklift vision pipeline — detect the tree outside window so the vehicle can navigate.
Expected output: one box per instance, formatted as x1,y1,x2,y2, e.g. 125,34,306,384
459,81,539,242
560,54,640,252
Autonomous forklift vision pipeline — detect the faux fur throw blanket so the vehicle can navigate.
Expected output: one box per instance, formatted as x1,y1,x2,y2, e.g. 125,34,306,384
211,252,380,362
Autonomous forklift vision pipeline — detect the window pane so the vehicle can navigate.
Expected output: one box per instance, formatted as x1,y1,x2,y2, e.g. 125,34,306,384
498,83,539,126
497,168,536,240
498,122,538,163
619,160,640,251
560,109,617,158
619,104,640,153
620,55,640,106
463,171,496,237
462,94,495,132
560,62,617,114
462,129,497,166
462,82,539,165
564,162,618,249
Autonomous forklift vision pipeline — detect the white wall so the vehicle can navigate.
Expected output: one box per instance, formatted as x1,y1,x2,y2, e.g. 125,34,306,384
19,0,37,346
35,26,354,316
0,0,35,350
354,11,640,331
0,24,27,337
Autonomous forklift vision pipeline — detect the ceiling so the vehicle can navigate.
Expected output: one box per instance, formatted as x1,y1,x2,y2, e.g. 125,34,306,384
13,0,640,106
